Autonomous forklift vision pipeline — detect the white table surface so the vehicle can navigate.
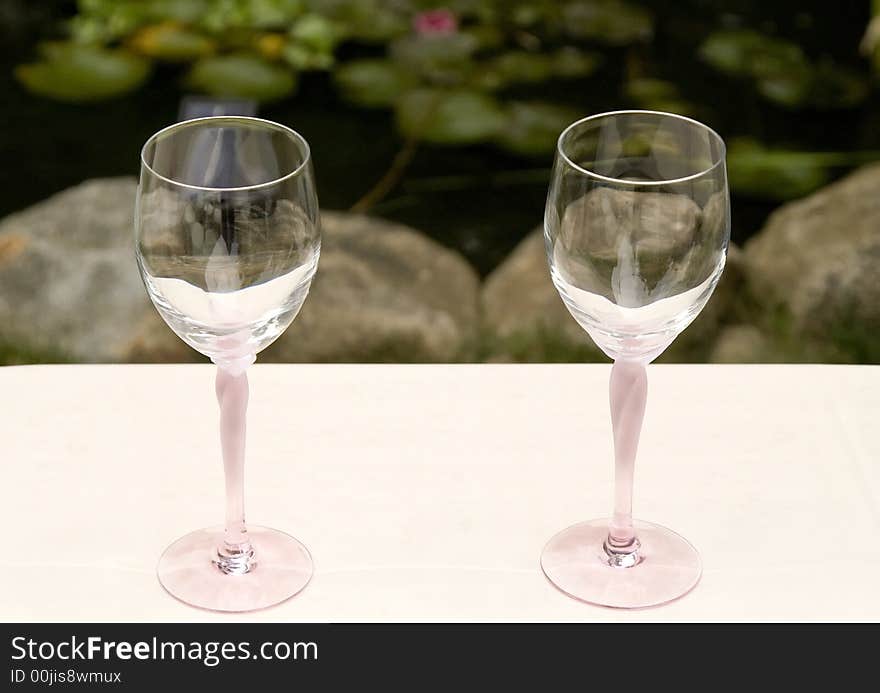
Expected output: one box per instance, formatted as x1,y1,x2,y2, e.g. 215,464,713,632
1,364,877,622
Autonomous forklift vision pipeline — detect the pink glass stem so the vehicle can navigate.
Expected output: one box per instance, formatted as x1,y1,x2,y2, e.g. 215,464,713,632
605,359,648,567
214,365,255,574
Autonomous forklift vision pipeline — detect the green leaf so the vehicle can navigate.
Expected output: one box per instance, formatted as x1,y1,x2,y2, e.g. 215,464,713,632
700,30,813,107
151,0,210,23
496,101,580,156
473,47,600,90
321,1,408,43
700,30,810,79
727,139,830,199
750,40,808,81
290,13,341,53
334,59,416,108
282,44,334,70
69,0,150,42
282,13,340,70
757,75,810,107
186,54,296,102
128,23,215,62
551,47,601,78
390,33,479,83
68,16,113,44
249,0,306,28
490,51,554,84
562,0,653,45
15,43,151,102
198,0,305,32
395,89,506,144
699,30,765,75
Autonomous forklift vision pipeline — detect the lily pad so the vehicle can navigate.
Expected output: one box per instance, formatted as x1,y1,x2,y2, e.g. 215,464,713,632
699,30,765,76
473,46,600,90
490,51,554,84
15,43,151,102
496,101,580,156
186,54,296,102
390,33,479,82
196,0,304,32
128,23,215,61
756,74,810,107
701,30,814,106
323,1,408,42
334,59,416,108
67,0,150,42
282,14,340,69
290,13,341,54
552,48,601,78
395,89,506,144
248,0,306,28
151,0,210,23
727,139,830,199
282,44,334,70
562,0,653,45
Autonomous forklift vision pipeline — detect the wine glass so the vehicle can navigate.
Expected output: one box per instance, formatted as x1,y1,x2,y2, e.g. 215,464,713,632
135,116,320,611
540,110,729,608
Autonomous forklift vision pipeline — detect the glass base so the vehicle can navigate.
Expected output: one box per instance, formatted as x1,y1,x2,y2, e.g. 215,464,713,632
157,525,313,612
541,518,701,609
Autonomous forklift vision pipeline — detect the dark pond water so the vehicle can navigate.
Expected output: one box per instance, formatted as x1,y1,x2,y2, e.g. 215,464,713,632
2,0,877,275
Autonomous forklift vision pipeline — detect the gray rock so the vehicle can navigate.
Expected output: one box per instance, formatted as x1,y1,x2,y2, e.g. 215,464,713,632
0,178,480,363
263,212,480,362
549,188,707,301
744,163,880,358
709,324,773,363
0,178,191,363
482,229,604,362
793,236,880,362
484,226,744,362
556,188,702,262
662,242,746,361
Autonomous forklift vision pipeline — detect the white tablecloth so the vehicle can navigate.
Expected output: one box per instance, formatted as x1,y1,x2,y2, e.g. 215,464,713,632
1,364,877,622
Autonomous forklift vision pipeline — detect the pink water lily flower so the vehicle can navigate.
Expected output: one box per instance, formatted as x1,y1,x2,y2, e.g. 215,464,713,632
413,9,458,35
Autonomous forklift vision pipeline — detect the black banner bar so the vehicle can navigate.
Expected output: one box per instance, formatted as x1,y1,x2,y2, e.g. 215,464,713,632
1,623,875,688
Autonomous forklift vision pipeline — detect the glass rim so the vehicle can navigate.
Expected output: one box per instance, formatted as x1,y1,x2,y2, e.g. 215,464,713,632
556,109,727,186
139,115,312,192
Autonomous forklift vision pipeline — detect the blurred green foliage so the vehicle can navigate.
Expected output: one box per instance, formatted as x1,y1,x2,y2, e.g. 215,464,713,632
13,0,880,199
700,30,867,108
186,53,298,99
16,42,151,101
0,340,71,366
727,139,880,199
